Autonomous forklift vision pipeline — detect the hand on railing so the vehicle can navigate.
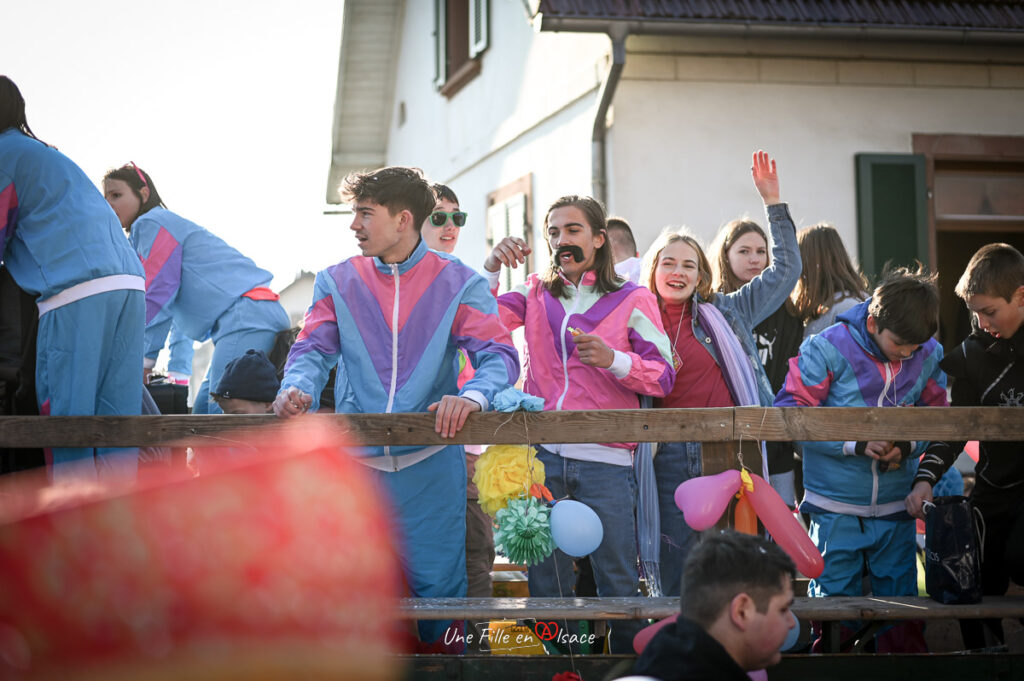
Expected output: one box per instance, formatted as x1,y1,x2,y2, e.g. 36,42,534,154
273,387,313,419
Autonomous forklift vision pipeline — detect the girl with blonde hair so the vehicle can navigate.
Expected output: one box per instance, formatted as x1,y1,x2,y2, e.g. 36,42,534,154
640,151,801,595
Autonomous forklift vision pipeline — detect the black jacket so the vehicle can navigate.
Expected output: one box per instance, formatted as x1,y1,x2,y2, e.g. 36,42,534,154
631,617,749,681
915,325,1024,497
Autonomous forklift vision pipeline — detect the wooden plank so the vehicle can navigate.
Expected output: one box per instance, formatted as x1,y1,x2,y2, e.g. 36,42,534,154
735,406,1024,442
0,406,1017,448
0,409,734,448
399,596,1024,621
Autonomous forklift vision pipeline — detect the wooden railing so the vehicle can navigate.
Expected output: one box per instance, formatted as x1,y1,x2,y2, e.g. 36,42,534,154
2,406,1018,476
3,407,1022,659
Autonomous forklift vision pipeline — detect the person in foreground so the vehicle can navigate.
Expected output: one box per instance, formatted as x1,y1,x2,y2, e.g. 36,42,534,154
631,531,796,681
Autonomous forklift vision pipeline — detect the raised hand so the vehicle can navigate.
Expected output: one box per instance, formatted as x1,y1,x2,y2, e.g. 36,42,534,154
484,236,532,273
751,150,781,206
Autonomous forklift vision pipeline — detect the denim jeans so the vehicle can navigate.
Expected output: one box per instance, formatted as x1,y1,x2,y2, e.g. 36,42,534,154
653,441,703,597
527,446,640,653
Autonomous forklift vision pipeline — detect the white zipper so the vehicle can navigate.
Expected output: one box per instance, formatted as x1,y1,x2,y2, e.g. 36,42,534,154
386,263,400,413
555,284,582,411
871,360,900,510
383,263,400,461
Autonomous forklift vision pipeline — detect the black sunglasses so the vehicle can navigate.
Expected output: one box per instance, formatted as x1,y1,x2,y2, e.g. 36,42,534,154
429,210,467,227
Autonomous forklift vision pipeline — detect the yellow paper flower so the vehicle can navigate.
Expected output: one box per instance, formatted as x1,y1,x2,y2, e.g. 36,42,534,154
473,445,545,516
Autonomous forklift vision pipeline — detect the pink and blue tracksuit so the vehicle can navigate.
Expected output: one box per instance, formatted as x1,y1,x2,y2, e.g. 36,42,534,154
491,268,674,653
129,207,289,414
774,300,947,603
1,129,145,482
281,239,519,645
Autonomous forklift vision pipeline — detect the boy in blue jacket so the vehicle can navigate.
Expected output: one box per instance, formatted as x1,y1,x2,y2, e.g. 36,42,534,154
275,167,519,651
775,266,947,651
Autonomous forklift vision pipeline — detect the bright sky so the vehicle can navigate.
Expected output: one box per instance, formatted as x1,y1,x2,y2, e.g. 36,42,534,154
2,0,356,291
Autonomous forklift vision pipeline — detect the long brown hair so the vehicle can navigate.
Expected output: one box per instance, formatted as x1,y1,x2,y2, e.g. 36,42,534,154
640,227,715,308
541,195,622,299
791,223,868,324
710,218,769,294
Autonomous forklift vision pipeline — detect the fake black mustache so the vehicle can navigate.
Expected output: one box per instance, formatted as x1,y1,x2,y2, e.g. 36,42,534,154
555,245,585,263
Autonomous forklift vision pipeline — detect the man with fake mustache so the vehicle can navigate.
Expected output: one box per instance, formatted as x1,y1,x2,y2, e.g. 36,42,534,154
483,195,675,653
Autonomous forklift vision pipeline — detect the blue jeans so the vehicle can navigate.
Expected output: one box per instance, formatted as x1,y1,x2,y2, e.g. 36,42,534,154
527,446,641,653
653,441,703,597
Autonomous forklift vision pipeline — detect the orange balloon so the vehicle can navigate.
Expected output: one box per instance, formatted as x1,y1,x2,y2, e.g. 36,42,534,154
734,494,758,535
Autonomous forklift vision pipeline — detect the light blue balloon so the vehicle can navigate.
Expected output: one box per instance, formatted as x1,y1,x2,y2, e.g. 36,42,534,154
549,499,604,557
781,610,800,652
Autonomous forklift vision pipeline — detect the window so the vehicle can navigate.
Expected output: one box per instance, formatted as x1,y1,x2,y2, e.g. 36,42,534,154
487,175,532,294
434,0,488,98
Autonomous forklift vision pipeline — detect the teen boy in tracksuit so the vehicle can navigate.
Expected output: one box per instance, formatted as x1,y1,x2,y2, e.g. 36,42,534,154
275,167,519,650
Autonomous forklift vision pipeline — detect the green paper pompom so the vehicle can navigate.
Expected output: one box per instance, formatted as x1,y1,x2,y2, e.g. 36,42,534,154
493,497,555,566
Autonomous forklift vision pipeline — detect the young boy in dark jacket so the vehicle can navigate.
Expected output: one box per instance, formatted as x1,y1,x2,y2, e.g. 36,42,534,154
906,243,1024,648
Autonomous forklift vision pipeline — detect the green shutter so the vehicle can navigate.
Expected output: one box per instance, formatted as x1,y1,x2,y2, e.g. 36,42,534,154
855,153,928,284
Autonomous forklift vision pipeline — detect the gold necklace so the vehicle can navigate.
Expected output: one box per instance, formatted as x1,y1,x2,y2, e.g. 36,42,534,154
671,302,688,371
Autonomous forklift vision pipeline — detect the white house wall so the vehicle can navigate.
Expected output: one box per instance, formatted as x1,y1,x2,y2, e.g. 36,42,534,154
609,37,1024,260
385,1,609,268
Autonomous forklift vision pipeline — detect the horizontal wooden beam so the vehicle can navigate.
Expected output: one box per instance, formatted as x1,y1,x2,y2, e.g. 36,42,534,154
735,407,1024,442
0,407,1016,448
400,595,1024,621
0,409,734,448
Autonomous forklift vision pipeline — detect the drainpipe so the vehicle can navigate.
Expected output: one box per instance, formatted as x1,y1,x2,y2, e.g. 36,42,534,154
592,26,627,206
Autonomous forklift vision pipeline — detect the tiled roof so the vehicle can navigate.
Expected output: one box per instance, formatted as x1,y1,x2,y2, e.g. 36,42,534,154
536,0,1024,32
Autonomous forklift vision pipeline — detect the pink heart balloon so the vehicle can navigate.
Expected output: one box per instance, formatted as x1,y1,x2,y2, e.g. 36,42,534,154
674,469,741,531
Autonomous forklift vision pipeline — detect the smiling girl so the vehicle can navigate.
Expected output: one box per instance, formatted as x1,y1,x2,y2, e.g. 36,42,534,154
640,151,801,595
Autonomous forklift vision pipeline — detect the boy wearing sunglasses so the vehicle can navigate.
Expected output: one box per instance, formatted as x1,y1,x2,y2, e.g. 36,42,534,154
422,183,496,644
423,183,467,254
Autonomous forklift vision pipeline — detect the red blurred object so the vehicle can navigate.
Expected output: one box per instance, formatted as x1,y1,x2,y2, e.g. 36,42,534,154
0,420,403,681
552,672,583,681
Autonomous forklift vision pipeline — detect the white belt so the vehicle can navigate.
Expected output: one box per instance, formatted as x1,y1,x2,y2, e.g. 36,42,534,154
355,445,444,472
37,274,146,317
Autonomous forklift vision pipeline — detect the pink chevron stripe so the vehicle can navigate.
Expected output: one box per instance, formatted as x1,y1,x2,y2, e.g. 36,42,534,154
453,304,514,348
143,227,180,288
919,377,948,407
351,253,450,332
781,358,832,406
0,183,18,247
297,296,337,341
